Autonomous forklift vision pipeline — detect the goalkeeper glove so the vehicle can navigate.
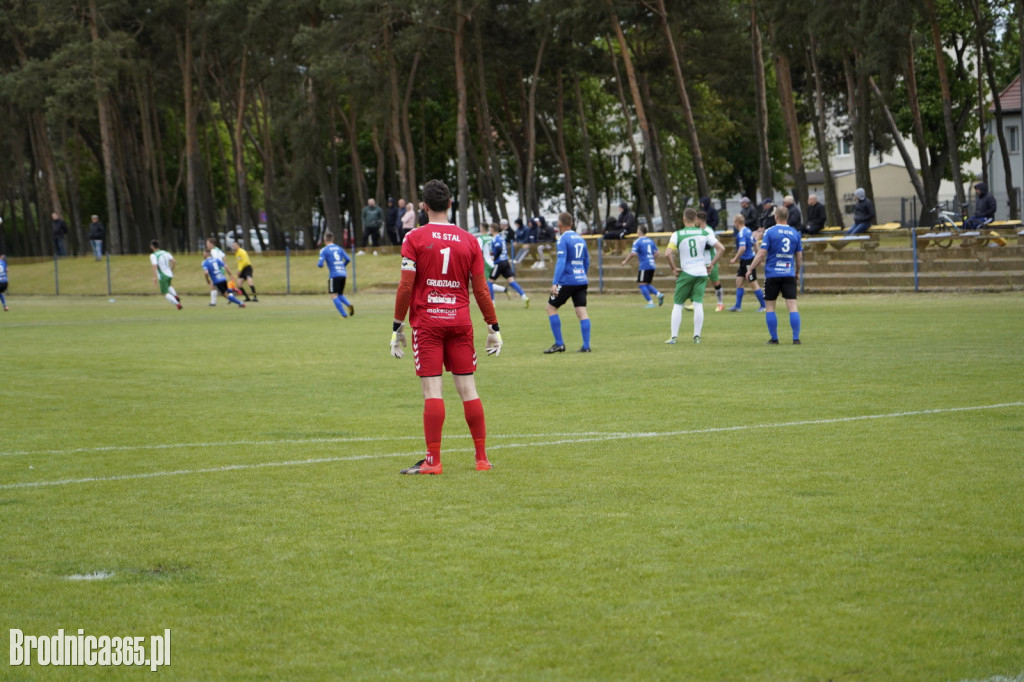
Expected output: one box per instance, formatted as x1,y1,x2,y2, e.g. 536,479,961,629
390,321,406,359
485,323,503,356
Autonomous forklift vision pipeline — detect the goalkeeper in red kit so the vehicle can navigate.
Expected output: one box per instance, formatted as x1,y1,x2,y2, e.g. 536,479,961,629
390,179,503,475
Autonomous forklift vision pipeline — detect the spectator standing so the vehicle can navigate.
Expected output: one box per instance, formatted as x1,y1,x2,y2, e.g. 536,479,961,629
783,196,802,229
847,188,875,235
400,199,416,241
803,194,826,235
699,197,720,230
739,196,758,230
87,215,105,260
52,212,69,257
361,198,384,247
384,197,401,246
759,198,777,230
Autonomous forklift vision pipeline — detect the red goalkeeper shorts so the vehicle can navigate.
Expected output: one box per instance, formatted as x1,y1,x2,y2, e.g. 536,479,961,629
411,325,477,377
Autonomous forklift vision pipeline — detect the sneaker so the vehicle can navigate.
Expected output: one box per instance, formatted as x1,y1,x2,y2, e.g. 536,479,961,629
523,295,530,309
543,343,566,354
400,459,442,475
348,304,355,316
476,459,493,471
693,335,701,344
657,292,665,307
765,339,779,345
209,304,216,307
252,297,259,302
176,303,183,310
577,347,591,353
239,303,246,308
715,304,724,312
504,289,511,300
683,303,693,311
665,337,677,344
728,306,740,312
3,306,8,311
757,307,766,313
793,339,802,345
644,301,656,308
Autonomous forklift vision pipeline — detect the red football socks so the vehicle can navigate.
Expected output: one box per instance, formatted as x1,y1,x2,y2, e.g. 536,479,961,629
423,398,445,467
462,398,487,462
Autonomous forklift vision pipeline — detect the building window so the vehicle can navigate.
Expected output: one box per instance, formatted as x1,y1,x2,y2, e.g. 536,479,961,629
836,138,851,156
1008,125,1020,154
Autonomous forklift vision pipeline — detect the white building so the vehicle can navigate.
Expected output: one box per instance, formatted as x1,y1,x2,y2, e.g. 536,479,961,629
984,74,1023,219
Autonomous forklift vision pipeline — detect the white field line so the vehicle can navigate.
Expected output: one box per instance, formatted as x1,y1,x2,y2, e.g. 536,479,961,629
1,402,1020,491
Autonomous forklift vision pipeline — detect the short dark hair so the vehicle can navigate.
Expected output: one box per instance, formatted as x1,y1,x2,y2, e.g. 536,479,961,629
324,231,334,242
150,239,160,249
421,180,451,212
696,211,707,220
558,212,573,228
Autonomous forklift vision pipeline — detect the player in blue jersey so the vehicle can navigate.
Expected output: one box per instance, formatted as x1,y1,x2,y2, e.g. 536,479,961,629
0,254,9,311
746,206,802,344
202,250,246,307
727,214,766,312
621,225,664,308
317,232,354,318
544,212,591,353
489,224,530,308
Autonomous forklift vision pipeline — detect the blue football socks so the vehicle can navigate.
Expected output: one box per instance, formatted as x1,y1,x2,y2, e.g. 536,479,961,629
548,314,563,346
580,318,591,349
766,312,778,340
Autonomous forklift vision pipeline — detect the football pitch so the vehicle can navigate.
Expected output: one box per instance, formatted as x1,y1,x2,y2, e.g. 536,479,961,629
1,292,1022,680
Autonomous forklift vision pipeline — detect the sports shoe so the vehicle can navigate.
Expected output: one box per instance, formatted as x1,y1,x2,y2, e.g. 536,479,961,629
252,297,259,302
693,336,701,344
757,307,766,313
176,303,183,310
476,459,493,471
665,337,677,344
348,304,355,316
503,289,511,300
543,343,566,354
239,303,246,308
657,292,665,307
3,306,8,311
209,304,216,307
645,301,656,308
728,306,740,312
683,303,693,311
400,459,443,475
715,303,724,312
765,339,779,345
577,346,591,353
793,339,802,345
523,295,530,309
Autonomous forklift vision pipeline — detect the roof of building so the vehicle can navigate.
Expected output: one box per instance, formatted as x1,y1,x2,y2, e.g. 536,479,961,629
989,74,1021,113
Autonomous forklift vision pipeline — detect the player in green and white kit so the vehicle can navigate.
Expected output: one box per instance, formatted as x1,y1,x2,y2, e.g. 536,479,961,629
664,207,724,344
480,223,507,300
149,239,182,309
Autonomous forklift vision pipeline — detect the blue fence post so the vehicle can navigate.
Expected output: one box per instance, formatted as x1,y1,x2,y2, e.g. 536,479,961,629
285,246,291,295
598,237,604,293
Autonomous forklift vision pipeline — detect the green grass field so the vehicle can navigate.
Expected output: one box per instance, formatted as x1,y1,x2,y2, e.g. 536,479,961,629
1,290,1022,680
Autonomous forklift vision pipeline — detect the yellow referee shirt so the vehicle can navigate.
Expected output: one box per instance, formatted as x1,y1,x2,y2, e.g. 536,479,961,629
235,247,252,271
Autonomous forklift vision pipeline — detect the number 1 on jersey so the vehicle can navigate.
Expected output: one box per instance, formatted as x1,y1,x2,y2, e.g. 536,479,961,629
440,247,451,274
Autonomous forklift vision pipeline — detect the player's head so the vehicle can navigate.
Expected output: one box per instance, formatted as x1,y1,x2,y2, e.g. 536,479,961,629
231,241,241,251
205,237,217,248
683,207,697,224
696,211,707,226
774,206,789,223
149,239,160,251
324,231,334,243
733,214,745,228
557,212,573,232
637,225,648,236
488,222,499,235
421,180,452,213
203,248,211,257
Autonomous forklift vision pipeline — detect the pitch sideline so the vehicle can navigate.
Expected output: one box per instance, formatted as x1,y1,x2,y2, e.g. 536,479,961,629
1,402,1020,490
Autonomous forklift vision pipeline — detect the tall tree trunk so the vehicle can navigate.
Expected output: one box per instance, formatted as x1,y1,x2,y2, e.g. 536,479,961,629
523,36,547,217
771,26,807,209
454,0,471,228
869,76,927,205
554,69,574,215
970,0,1018,219
402,52,421,201
844,55,874,199
471,20,499,221
384,14,410,203
339,104,367,242
181,0,200,252
750,2,772,200
89,0,121,254
923,0,966,206
903,32,935,217
574,72,601,231
807,36,843,228
605,37,650,221
234,49,254,241
606,1,670,223
656,0,708,199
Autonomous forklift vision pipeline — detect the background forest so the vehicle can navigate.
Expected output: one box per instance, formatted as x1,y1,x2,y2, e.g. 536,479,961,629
0,0,1021,256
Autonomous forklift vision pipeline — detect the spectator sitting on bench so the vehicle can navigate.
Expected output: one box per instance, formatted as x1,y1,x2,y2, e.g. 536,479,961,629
847,188,875,235
964,182,996,231
802,193,826,235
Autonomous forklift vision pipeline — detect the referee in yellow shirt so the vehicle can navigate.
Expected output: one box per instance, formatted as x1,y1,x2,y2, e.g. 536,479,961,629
231,240,258,302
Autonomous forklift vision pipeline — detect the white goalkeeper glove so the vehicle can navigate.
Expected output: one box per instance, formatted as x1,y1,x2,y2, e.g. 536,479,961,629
486,323,503,356
390,321,406,359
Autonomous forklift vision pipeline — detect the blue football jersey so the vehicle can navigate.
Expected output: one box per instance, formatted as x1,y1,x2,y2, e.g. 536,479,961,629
631,236,658,271
736,227,757,260
491,233,509,263
760,225,802,278
202,257,227,284
0,259,7,283
553,231,589,286
318,243,350,277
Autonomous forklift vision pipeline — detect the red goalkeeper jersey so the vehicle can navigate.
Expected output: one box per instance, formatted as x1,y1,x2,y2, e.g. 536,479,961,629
401,223,485,328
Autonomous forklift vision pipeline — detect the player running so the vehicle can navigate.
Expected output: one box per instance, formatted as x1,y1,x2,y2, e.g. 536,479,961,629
664,207,724,344
621,224,664,308
149,240,182,309
390,179,502,475
479,224,507,300
202,249,246,308
544,212,591,353
727,214,766,312
0,254,9,311
317,231,354,318
488,223,529,307
746,205,803,344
